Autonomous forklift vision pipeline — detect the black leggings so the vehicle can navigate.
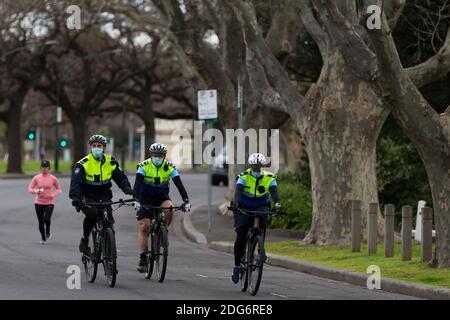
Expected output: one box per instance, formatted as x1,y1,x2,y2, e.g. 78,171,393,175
35,204,54,241
234,226,267,266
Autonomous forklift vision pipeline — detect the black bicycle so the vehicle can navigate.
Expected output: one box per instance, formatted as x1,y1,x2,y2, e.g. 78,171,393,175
228,206,285,296
79,198,134,288
140,204,183,283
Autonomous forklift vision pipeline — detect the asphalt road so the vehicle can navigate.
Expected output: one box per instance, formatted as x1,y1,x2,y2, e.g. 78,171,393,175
0,174,416,300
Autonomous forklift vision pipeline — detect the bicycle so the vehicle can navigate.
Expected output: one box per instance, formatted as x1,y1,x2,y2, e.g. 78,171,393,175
78,198,134,288
139,204,183,283
228,206,286,296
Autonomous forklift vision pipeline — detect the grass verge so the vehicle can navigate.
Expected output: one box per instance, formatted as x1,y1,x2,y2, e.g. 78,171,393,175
265,241,450,289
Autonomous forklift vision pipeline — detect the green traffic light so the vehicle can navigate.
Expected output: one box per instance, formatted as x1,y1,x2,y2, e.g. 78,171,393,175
28,133,35,140
59,139,67,148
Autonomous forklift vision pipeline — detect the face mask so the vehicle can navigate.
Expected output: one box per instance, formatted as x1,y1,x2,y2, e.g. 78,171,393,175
152,157,163,167
252,171,262,178
92,147,104,159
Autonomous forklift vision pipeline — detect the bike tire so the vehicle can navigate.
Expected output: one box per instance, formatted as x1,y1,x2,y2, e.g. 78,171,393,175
248,235,264,296
145,232,155,280
103,227,117,288
240,238,249,292
155,226,168,283
83,230,98,283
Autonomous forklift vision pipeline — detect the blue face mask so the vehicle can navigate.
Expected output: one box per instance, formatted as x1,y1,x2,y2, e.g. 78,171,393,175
251,171,263,178
152,157,164,167
92,147,104,159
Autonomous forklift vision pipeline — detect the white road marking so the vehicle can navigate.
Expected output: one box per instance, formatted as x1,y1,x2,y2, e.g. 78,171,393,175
196,274,209,278
270,292,288,299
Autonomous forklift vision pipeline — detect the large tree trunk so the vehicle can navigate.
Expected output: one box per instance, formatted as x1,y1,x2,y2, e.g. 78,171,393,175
302,53,386,244
71,114,88,162
143,116,155,160
5,100,23,174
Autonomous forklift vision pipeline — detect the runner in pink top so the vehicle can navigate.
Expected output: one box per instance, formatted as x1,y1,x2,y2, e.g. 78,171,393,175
28,160,61,244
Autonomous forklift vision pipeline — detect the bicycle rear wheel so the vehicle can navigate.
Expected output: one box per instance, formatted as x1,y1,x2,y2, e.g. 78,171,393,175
83,230,98,283
103,227,117,288
155,226,168,283
248,235,264,296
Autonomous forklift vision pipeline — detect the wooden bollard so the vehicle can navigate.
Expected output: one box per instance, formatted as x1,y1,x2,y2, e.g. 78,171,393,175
421,207,433,262
351,200,362,252
367,203,378,255
384,204,395,258
401,206,412,261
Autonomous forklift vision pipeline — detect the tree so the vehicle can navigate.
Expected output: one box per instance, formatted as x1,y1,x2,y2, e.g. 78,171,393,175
0,0,56,173
365,1,450,267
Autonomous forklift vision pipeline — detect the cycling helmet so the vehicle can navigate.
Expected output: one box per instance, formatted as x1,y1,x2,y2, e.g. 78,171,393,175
248,153,266,168
89,134,107,146
149,143,167,155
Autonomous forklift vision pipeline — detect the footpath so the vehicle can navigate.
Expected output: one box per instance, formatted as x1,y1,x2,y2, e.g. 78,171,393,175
181,204,450,300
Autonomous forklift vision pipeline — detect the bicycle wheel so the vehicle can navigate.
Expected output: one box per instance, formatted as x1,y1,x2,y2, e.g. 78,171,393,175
155,226,168,283
83,230,98,283
240,238,249,292
103,227,117,288
248,235,264,296
145,232,154,280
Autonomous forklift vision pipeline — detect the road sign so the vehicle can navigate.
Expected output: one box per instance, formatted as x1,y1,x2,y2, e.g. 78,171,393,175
197,90,218,120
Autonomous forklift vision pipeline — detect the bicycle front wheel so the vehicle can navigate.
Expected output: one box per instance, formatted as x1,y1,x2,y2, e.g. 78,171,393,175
154,226,168,283
248,235,264,296
83,230,98,283
103,227,117,288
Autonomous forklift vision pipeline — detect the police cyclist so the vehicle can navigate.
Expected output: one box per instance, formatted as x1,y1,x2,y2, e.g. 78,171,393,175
133,143,191,273
69,134,134,255
230,153,281,284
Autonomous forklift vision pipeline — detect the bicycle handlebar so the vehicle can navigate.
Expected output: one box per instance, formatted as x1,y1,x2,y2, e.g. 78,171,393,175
82,198,136,207
141,204,183,212
227,206,286,217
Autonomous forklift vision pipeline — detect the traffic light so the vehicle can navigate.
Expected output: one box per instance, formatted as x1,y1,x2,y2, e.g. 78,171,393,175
26,129,36,141
59,138,68,148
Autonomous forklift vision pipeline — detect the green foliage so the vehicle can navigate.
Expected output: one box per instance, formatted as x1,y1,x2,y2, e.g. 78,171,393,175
377,116,433,227
269,154,312,231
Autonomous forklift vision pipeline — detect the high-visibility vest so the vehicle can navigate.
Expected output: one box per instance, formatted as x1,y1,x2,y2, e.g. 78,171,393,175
77,153,116,186
138,159,175,186
238,169,276,202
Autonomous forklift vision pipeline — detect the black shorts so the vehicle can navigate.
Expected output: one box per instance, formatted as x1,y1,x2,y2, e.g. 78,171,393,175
136,195,171,221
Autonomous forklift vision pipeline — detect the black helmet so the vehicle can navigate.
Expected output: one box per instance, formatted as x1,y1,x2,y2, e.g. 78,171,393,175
89,134,107,146
40,160,50,168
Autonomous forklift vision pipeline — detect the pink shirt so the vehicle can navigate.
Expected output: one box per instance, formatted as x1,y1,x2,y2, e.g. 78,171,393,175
28,173,61,205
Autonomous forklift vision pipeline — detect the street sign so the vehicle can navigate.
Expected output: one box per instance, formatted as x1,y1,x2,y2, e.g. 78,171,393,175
197,90,218,120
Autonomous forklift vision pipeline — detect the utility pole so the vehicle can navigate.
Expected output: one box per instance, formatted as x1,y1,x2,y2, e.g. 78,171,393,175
55,106,62,173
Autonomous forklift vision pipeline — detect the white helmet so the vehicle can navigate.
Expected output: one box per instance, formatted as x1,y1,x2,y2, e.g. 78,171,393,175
149,143,167,155
248,153,266,168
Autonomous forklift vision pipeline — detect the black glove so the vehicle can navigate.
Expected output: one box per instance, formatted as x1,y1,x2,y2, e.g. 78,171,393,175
72,199,82,207
123,186,134,196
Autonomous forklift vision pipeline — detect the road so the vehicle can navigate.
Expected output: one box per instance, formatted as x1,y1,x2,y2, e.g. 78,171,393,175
0,174,416,300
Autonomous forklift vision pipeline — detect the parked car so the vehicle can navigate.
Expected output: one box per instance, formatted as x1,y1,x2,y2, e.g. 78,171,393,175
211,149,228,186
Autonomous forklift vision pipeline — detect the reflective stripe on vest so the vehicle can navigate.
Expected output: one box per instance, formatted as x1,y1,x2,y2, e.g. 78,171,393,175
77,153,116,186
138,159,174,186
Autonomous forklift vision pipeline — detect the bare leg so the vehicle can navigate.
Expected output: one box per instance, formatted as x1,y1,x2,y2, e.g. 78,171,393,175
138,219,151,254
161,200,174,225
